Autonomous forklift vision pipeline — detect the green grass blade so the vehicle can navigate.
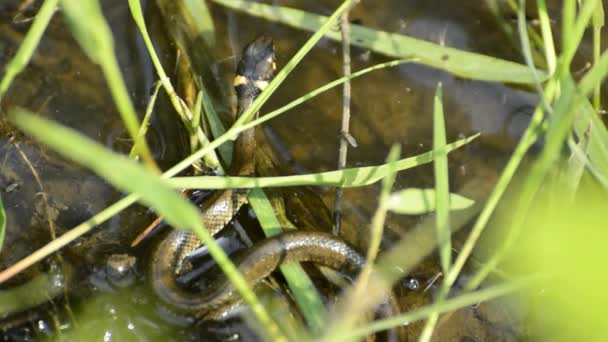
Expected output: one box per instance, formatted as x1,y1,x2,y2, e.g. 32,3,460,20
418,82,450,342
60,0,156,168
573,99,608,186
182,0,216,47
10,109,202,231
536,0,557,74
212,0,546,84
8,109,283,339
367,145,400,264
0,0,59,101
203,90,233,165
518,0,552,113
168,133,478,189
558,0,601,74
322,146,402,342
0,193,5,253
343,277,536,339
591,0,604,108
129,81,162,159
431,83,451,274
242,59,414,132
248,189,326,332
128,0,221,171
561,0,576,63
566,0,602,67
386,189,474,215
578,49,608,96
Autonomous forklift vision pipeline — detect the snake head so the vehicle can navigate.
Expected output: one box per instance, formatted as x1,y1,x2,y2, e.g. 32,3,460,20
234,35,276,94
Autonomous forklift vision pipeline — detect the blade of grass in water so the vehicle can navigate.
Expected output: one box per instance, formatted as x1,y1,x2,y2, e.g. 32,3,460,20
567,0,602,67
360,145,400,279
344,276,537,339
0,0,59,101
182,0,216,47
418,83,451,342
574,99,608,184
129,81,162,159
168,133,478,190
322,146,401,342
536,0,557,75
431,83,451,274
248,189,325,333
591,0,604,109
0,193,5,253
517,0,552,113
10,109,199,231
8,109,284,340
386,189,474,215
203,90,233,165
59,0,156,169
212,0,546,84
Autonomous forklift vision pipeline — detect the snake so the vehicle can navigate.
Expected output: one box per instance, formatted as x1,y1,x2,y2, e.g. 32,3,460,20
149,36,403,336
149,36,276,312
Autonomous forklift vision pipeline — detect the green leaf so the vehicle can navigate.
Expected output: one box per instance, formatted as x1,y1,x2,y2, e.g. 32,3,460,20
203,90,233,165
432,83,451,273
212,0,546,84
386,189,475,215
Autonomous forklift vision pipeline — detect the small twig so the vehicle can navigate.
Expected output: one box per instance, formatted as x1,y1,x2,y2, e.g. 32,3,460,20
130,215,163,247
14,143,57,240
423,272,443,293
14,142,77,324
333,12,353,235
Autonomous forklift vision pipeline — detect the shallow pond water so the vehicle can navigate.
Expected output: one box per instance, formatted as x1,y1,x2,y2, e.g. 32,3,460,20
0,0,604,341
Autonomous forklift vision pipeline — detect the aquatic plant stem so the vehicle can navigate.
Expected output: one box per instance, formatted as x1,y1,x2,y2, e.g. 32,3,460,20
333,12,353,235
129,81,162,159
418,83,451,342
591,1,604,110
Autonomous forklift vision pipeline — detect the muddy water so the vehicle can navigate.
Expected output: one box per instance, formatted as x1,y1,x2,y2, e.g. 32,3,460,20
0,0,601,341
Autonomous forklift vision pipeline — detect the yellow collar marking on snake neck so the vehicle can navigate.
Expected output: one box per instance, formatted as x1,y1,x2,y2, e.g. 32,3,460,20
233,75,248,87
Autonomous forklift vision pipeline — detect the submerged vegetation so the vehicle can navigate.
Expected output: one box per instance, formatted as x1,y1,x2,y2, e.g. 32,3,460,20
0,0,607,341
